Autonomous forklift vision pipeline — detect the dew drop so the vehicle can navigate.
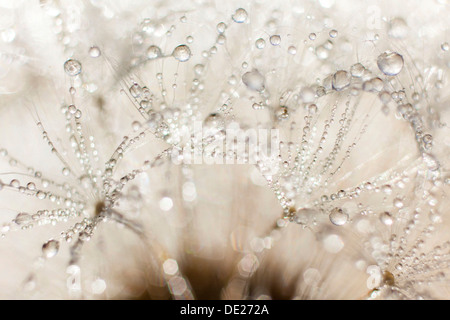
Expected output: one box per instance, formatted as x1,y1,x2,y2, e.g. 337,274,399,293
14,213,31,225
146,45,162,59
42,239,60,258
89,46,101,58
269,35,281,46
329,207,349,226
377,51,404,76
64,59,82,76
332,70,351,91
329,29,338,38
172,44,191,62
242,69,265,92
388,18,408,39
255,38,266,49
350,63,365,77
232,8,248,23
216,22,227,33
380,212,393,226
288,46,297,55
129,83,142,98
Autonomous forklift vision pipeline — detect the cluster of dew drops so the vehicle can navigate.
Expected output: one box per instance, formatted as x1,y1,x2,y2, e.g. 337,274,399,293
0,5,449,299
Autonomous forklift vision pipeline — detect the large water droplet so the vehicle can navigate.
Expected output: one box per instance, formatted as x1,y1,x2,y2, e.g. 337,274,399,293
64,59,82,76
146,45,162,60
232,8,248,23
377,51,404,76
329,207,349,226
332,70,351,91
172,45,191,62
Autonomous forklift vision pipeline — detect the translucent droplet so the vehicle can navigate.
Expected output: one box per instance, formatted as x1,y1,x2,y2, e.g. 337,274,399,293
129,83,142,98
89,46,101,58
309,33,317,40
380,212,393,226
377,51,404,76
350,63,365,77
232,8,248,23
14,213,31,225
42,239,60,258
329,29,338,38
288,46,297,55
146,45,162,59
441,42,449,52
64,59,82,76
36,191,47,200
329,207,349,226
332,70,351,91
388,18,408,39
172,45,191,62
216,22,227,33
255,38,266,49
269,35,281,46
242,69,265,92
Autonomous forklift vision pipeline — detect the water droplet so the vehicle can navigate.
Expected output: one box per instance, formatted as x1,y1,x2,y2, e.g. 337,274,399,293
441,42,449,52
26,182,36,191
329,207,349,226
309,33,317,40
232,8,248,23
350,63,365,77
242,69,265,92
89,46,101,58
255,38,266,49
329,29,338,38
36,191,47,200
380,212,393,226
377,51,404,76
388,18,408,39
42,239,60,258
129,83,142,98
62,167,70,176
14,213,31,225
146,45,162,59
269,35,281,46
332,70,351,91
172,44,191,62
288,46,297,55
216,22,227,33
64,59,82,76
